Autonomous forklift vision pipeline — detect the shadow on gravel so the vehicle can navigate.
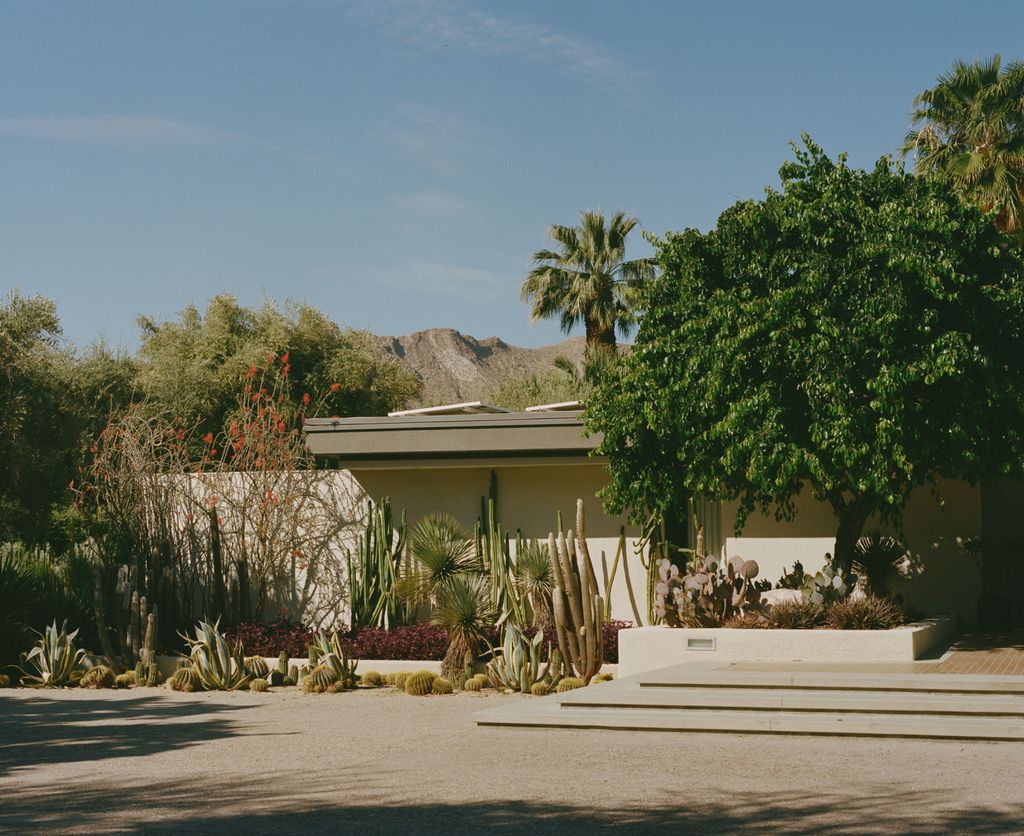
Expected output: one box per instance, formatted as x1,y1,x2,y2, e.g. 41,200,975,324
1,774,1022,835
0,694,255,777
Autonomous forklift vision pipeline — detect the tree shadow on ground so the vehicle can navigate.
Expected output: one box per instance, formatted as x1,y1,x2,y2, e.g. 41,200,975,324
2,771,1022,835
0,693,258,777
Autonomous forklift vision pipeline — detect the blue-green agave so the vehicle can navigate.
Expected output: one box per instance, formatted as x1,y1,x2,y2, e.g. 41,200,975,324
19,621,87,687
182,620,250,691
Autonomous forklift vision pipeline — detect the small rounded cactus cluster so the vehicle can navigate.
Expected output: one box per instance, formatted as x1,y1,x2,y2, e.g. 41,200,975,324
302,665,338,694
404,670,437,696
387,671,412,689
79,665,117,689
594,672,614,683
360,671,384,688
249,678,269,693
0,673,12,688
463,678,483,692
431,677,453,695
555,677,585,693
114,673,135,689
530,682,550,696
245,656,270,679
167,666,201,693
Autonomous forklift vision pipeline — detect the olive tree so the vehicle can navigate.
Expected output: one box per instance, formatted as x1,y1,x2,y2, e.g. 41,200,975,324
588,138,1024,571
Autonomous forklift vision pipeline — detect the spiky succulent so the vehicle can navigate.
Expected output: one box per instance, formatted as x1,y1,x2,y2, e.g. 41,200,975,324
463,678,483,692
245,656,270,679
167,666,201,692
282,676,296,687
431,677,454,695
390,672,412,689
114,672,135,689
530,682,550,696
360,671,384,688
249,678,269,693
182,620,250,691
555,677,585,693
593,672,614,683
404,670,437,696
309,631,359,689
79,665,116,689
18,621,86,687
302,665,338,694
486,621,552,692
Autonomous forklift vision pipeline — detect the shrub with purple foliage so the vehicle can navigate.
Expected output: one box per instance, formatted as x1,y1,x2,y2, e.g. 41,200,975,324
532,619,632,664
339,624,450,660
225,620,314,657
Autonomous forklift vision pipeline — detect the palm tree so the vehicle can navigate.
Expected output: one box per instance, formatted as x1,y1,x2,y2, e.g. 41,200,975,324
522,211,656,355
903,54,1024,243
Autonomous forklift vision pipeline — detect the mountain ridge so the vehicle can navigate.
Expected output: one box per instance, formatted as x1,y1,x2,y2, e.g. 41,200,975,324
374,327,586,406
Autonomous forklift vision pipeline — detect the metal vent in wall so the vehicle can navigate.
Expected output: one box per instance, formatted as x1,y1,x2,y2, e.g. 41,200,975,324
686,637,716,651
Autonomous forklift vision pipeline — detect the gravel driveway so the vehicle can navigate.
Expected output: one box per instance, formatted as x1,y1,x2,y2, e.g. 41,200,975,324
1,687,1022,834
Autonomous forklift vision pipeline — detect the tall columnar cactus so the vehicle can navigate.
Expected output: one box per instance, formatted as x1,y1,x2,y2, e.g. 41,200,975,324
277,652,289,677
346,498,409,630
547,500,604,684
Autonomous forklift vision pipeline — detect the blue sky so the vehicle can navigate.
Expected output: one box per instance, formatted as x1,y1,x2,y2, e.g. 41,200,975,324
2,1,1022,350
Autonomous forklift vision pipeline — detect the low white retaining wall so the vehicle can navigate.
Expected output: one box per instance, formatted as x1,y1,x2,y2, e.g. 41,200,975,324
617,616,957,679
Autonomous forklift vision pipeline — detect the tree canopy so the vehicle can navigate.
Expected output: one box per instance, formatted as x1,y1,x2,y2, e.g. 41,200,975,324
587,138,1024,569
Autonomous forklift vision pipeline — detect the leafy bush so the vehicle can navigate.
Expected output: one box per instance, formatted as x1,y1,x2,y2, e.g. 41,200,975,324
824,596,907,630
768,600,826,629
342,624,450,660
225,620,314,658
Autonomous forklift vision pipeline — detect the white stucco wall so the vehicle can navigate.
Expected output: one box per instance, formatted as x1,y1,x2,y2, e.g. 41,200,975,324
717,478,982,625
349,462,649,625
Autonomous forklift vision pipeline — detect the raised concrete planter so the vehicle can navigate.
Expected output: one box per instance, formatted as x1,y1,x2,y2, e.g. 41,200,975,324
617,616,957,679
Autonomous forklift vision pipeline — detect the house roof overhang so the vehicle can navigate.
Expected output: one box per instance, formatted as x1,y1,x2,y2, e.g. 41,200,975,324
304,410,602,469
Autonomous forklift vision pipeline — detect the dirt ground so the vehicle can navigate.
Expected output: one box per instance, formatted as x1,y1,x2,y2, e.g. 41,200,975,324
1,686,1022,834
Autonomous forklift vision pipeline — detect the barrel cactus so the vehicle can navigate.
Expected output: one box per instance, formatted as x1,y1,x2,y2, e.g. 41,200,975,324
0,674,10,688
404,671,436,696
114,673,135,689
555,677,585,693
80,665,116,689
360,671,384,688
431,677,453,695
282,676,296,687
167,666,201,692
594,672,614,683
463,678,483,692
302,665,338,694
245,656,270,679
530,682,550,696
249,678,269,693
391,671,412,689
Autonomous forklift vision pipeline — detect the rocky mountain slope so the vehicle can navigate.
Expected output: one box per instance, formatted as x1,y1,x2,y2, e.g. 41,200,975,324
375,328,586,406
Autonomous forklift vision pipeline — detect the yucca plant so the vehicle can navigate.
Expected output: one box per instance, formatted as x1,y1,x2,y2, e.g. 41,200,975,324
182,620,250,691
19,621,87,687
309,631,359,689
852,533,910,598
514,539,554,629
431,574,496,678
398,513,479,608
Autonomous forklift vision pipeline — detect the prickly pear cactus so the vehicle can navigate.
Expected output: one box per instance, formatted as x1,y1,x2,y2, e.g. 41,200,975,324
654,553,765,627
801,556,857,605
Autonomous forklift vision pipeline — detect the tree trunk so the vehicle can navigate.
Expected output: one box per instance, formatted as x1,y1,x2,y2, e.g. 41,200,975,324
832,498,874,575
583,317,617,359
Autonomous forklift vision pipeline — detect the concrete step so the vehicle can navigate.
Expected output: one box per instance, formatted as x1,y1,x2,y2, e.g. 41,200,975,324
477,700,1024,740
638,663,1024,695
556,682,1024,716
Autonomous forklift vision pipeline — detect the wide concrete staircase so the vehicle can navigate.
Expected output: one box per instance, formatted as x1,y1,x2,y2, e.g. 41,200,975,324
476,661,1024,740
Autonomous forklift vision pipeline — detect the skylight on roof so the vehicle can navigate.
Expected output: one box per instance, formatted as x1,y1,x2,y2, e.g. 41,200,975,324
387,401,511,417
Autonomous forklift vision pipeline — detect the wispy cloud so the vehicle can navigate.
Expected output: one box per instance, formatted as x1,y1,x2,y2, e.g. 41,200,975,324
345,0,643,93
348,257,503,298
394,189,466,216
375,103,473,173
0,114,258,150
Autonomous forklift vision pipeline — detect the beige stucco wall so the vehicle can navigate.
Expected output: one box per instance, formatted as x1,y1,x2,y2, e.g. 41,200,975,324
718,478,982,625
349,462,649,625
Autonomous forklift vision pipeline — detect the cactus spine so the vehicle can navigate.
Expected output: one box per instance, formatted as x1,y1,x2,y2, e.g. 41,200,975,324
404,671,436,696
548,499,604,684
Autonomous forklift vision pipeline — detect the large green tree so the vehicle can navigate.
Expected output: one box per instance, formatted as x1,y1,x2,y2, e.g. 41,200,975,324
136,296,422,436
904,54,1024,244
588,138,1024,571
521,211,655,355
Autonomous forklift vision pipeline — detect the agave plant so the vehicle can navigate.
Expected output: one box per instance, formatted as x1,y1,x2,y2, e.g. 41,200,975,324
182,620,250,691
431,574,496,677
514,539,554,629
309,631,359,689
19,621,87,687
486,621,551,693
